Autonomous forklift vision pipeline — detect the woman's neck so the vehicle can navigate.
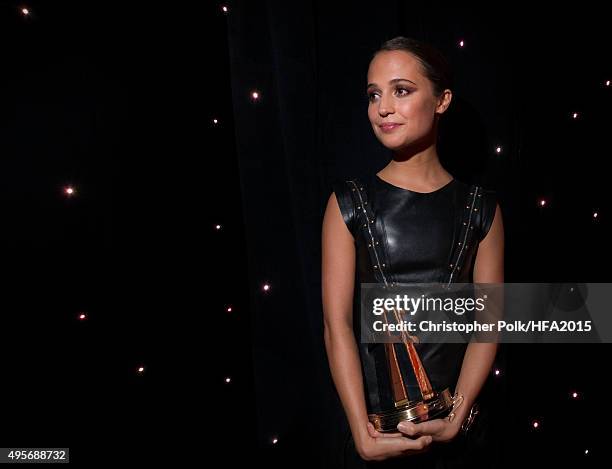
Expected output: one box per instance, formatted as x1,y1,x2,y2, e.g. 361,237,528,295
378,146,453,191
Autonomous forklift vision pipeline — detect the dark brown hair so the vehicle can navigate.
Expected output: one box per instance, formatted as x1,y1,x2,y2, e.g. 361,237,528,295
372,36,453,97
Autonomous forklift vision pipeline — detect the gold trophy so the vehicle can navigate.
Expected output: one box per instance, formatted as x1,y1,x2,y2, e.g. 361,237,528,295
367,303,458,433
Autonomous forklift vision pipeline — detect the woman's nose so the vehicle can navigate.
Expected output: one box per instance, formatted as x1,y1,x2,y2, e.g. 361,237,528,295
378,96,394,115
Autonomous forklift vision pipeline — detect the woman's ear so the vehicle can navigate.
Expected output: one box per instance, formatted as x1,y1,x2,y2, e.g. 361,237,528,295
435,89,453,115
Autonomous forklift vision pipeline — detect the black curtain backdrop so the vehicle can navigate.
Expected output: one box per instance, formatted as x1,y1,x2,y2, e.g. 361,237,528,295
1,1,254,464
1,1,609,466
227,2,610,467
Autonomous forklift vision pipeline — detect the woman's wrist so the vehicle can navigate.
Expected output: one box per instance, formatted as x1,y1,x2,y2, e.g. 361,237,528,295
353,427,372,449
351,419,374,448
451,401,471,426
446,393,475,430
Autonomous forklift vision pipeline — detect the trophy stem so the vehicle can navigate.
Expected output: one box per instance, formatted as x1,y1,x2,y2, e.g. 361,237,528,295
403,339,434,400
389,306,434,401
384,343,408,406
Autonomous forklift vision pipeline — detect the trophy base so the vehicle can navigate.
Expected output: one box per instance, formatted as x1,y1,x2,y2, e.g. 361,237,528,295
368,388,454,433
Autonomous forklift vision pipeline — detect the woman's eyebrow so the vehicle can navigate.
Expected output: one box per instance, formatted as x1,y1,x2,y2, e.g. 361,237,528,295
367,78,417,89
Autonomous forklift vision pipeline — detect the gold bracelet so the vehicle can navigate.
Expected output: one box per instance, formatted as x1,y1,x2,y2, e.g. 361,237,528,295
446,392,464,423
446,393,480,434
460,402,480,434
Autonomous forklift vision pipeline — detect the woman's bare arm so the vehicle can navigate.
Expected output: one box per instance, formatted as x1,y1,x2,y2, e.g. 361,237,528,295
452,203,504,425
322,193,370,447
322,192,432,460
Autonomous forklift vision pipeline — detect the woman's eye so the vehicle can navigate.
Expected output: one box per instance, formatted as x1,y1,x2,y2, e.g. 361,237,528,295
367,88,411,102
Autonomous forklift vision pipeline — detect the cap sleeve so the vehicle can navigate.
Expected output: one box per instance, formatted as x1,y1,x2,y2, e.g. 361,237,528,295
331,179,357,238
478,189,498,242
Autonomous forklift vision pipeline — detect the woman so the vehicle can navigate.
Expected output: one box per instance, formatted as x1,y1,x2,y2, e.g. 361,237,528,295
321,37,504,467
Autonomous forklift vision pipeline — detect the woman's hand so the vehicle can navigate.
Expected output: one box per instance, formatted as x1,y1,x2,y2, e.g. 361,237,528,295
396,418,461,444
354,422,433,462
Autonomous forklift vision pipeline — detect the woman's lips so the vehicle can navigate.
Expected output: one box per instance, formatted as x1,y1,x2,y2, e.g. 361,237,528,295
379,123,402,133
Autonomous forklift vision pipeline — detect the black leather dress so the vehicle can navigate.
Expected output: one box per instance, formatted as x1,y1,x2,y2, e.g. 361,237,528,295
331,173,499,468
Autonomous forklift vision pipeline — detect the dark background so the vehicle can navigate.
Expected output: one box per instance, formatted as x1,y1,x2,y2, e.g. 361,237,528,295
1,0,610,466
0,0,254,464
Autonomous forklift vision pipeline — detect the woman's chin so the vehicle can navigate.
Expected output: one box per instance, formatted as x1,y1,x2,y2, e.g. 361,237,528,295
379,132,433,152
378,136,408,150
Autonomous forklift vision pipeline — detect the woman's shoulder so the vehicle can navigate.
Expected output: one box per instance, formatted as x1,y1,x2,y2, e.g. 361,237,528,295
452,178,496,199
329,174,373,237
451,179,498,242
331,173,372,190
330,173,375,200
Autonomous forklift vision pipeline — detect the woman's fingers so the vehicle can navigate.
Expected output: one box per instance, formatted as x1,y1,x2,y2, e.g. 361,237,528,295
396,420,420,436
367,422,404,438
364,433,433,461
398,418,446,437
396,435,433,453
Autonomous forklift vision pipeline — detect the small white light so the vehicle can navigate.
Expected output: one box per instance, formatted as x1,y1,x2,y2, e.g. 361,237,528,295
494,369,500,376
539,199,546,207
585,449,589,455
215,224,222,230
459,40,465,47
137,366,145,373
252,91,260,100
22,8,30,16
213,119,218,124
606,80,610,87
226,306,232,312
533,421,539,428
572,112,578,119
78,313,87,320
272,438,278,444
64,186,76,196
225,377,231,383
593,211,598,219
263,284,270,291
222,5,228,13
496,146,502,154
572,391,578,398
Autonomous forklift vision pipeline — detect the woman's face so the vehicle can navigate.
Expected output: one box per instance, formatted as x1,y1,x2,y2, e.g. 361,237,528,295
366,50,451,150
